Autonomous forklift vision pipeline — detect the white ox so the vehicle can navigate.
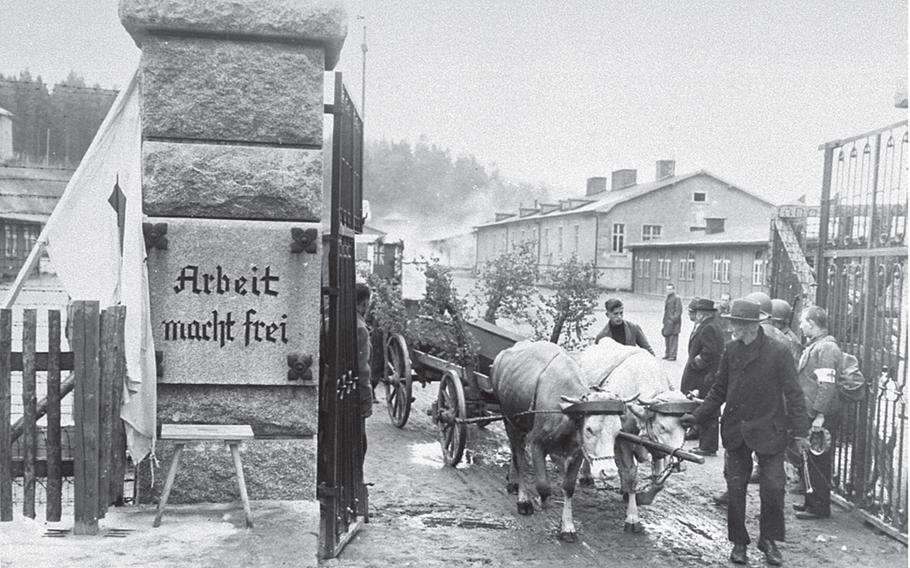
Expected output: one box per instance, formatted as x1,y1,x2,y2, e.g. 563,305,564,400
491,340,626,542
574,338,694,533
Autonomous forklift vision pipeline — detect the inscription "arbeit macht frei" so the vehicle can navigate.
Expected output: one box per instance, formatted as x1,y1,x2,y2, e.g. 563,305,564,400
162,265,288,347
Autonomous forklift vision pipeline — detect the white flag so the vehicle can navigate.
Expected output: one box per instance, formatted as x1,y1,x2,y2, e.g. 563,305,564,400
42,69,156,463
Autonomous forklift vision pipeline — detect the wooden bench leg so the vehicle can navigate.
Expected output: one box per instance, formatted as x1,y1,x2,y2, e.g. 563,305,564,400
229,443,253,528
153,444,184,527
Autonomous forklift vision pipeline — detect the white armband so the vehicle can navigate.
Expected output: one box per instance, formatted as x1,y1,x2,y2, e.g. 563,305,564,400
814,368,836,384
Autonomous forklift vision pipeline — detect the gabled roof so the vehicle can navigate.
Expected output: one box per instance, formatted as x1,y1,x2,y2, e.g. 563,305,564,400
0,165,73,223
475,170,775,229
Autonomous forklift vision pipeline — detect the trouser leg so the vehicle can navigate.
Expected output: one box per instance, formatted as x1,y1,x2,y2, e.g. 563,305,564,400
664,334,678,359
805,427,836,514
724,445,752,544
755,450,786,542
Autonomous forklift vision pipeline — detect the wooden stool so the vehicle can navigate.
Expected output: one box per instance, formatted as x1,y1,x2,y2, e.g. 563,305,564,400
153,424,255,528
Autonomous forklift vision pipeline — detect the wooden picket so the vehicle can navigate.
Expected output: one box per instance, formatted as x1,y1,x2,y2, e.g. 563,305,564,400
0,301,127,534
0,309,11,522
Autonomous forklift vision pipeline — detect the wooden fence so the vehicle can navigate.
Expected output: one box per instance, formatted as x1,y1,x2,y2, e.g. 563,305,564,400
0,301,127,535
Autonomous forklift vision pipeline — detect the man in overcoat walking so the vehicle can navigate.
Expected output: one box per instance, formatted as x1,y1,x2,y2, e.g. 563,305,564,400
680,298,725,456
661,283,683,360
682,298,810,566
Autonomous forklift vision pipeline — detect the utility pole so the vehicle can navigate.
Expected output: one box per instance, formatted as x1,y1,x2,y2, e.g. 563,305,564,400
359,18,367,120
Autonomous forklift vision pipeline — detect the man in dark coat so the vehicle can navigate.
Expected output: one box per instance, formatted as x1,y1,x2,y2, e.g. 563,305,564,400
661,283,683,360
680,298,725,456
593,297,654,355
682,299,810,566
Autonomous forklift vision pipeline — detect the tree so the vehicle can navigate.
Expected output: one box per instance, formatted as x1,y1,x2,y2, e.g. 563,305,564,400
526,254,599,350
474,242,538,324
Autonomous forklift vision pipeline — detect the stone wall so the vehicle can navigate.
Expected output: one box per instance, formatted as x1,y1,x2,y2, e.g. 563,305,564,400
120,0,346,510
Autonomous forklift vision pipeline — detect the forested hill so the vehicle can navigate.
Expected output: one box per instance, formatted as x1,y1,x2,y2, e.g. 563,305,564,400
363,137,554,238
0,71,116,166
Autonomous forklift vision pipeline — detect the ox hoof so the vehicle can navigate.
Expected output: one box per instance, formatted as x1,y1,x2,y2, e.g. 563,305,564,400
559,531,578,543
623,522,644,534
517,501,534,516
506,482,519,495
577,477,594,488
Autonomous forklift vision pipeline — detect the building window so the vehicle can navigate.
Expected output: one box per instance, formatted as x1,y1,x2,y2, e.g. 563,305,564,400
752,258,766,285
557,226,564,255
611,223,625,253
4,225,17,257
658,257,671,279
543,228,550,256
679,251,695,281
637,256,651,278
520,229,526,243
693,192,707,203
573,225,580,253
712,254,730,283
642,224,662,241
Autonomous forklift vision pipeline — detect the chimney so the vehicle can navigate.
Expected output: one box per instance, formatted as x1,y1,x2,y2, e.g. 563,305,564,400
656,160,675,180
611,169,637,190
586,176,607,196
0,107,13,162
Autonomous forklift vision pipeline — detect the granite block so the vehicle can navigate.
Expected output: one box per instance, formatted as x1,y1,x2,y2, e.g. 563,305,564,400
140,37,323,144
147,217,321,386
147,437,316,503
143,141,323,221
157,384,317,437
120,0,347,69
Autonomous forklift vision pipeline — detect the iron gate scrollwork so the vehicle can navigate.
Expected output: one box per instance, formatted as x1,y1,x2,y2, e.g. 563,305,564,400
816,121,907,538
770,120,907,539
318,71,366,559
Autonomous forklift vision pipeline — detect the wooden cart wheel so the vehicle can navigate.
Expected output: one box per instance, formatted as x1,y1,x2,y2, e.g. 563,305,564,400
383,333,412,428
435,369,467,466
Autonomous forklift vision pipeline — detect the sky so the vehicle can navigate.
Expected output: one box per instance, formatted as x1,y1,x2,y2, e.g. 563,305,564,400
2,0,907,208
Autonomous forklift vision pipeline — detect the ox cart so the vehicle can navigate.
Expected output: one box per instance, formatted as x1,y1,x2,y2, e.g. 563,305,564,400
380,316,525,467
379,315,704,476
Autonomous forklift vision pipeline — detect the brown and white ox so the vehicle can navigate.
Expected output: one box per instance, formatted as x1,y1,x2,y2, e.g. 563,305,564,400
491,340,626,542
574,338,694,533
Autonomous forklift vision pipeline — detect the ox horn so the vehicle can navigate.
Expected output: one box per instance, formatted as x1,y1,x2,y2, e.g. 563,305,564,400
623,393,641,404
638,395,659,406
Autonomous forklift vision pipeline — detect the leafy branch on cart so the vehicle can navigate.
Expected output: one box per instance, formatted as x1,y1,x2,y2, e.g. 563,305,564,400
525,254,599,351
473,241,538,324
369,259,479,369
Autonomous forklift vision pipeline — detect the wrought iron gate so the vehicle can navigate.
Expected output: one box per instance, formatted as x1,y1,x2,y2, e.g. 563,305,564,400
318,72,366,559
814,121,907,538
771,120,908,539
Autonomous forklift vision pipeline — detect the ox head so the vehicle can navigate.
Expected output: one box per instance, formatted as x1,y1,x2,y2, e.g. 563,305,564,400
560,389,628,482
626,390,697,470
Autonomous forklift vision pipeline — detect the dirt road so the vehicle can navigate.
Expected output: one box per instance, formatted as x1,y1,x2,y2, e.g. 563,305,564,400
327,291,907,568
323,379,905,568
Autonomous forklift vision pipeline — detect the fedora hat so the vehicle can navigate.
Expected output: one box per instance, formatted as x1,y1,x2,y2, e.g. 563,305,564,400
721,298,768,322
688,297,716,312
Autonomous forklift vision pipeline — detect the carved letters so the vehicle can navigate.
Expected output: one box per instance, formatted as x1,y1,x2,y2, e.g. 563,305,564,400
162,264,289,347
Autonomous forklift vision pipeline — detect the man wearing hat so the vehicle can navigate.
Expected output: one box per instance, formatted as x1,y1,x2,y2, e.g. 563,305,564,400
682,298,810,566
680,298,725,456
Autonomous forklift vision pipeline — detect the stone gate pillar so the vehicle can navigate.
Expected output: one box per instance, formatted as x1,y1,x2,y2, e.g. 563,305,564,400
119,0,346,527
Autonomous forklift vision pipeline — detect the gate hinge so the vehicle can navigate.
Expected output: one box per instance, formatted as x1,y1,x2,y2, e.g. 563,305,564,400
316,482,336,501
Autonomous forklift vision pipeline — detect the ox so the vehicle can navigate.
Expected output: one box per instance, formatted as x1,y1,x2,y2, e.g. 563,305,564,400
491,340,626,542
574,338,695,533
